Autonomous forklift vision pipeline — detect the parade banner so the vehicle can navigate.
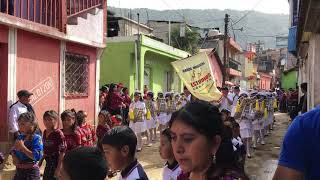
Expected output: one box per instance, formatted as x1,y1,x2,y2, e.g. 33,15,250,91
171,52,222,101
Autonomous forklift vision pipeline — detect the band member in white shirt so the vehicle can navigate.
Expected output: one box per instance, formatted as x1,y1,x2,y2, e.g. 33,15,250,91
219,87,233,112
231,86,241,117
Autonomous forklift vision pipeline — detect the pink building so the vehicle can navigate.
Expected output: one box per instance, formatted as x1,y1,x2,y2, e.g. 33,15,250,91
0,0,107,151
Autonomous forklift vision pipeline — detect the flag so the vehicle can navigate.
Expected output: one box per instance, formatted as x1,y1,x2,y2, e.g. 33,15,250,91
171,52,222,102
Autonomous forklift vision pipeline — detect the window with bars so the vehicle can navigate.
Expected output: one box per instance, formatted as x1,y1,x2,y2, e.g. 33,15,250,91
65,52,89,96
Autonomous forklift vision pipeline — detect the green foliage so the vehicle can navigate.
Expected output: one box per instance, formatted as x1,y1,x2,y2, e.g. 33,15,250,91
170,27,200,54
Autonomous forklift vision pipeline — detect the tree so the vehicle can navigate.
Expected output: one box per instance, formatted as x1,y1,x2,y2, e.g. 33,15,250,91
171,26,200,54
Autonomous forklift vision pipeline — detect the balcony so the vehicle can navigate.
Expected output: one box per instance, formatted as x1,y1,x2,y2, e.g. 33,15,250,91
0,0,103,32
228,58,241,71
227,58,241,77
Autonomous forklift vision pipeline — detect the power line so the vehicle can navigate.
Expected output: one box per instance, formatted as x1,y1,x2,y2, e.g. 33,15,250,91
233,0,264,26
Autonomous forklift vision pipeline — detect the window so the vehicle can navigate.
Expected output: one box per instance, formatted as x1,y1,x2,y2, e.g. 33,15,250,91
65,52,89,96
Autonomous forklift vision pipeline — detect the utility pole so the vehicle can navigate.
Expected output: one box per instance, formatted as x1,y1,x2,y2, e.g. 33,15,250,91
223,14,230,87
169,20,171,46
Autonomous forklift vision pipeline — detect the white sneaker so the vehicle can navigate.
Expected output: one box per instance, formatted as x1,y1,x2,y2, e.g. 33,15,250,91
253,143,257,149
261,140,265,145
147,143,153,147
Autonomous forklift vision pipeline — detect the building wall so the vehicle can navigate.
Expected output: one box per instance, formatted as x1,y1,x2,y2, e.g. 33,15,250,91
67,8,105,44
148,21,180,44
281,70,298,90
0,25,8,43
259,73,272,90
305,34,320,110
65,42,97,125
118,19,152,36
100,42,135,94
0,43,8,141
144,51,179,93
16,30,60,131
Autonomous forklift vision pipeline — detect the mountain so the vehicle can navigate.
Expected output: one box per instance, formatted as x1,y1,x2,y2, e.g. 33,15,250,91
108,7,289,49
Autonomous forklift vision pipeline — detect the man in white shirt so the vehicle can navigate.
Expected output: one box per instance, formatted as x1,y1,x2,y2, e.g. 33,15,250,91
231,86,241,117
219,87,233,112
184,86,192,102
8,90,34,140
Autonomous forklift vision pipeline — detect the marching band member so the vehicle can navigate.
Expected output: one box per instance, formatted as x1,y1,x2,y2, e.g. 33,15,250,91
234,94,255,158
157,92,167,133
129,91,147,151
145,92,157,143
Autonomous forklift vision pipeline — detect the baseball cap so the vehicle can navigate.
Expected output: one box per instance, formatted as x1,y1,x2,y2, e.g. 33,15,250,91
17,90,33,98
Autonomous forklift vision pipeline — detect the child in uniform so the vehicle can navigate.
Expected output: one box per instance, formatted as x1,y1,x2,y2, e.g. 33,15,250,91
159,128,181,180
60,147,108,180
252,95,266,148
76,110,96,147
146,91,158,142
11,112,43,180
165,92,174,125
61,110,81,152
232,122,246,172
101,126,148,180
235,97,254,158
157,92,167,133
41,110,67,180
96,110,112,142
129,91,147,151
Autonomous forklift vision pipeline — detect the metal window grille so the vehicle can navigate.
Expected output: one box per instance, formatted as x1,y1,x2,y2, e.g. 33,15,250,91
65,52,89,96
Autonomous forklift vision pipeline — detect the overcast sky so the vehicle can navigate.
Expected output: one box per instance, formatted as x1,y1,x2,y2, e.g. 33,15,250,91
108,0,289,14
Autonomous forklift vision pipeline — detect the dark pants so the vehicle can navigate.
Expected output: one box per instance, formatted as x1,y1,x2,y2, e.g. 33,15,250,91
14,167,40,180
43,155,59,180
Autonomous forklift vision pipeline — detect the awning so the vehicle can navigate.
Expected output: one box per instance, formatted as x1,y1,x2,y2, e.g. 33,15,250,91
225,81,235,86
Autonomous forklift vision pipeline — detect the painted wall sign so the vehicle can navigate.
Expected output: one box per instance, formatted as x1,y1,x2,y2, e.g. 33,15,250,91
30,77,55,105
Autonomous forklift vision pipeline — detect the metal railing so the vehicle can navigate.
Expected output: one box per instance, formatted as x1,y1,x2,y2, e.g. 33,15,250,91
229,58,241,71
0,0,102,31
67,0,102,18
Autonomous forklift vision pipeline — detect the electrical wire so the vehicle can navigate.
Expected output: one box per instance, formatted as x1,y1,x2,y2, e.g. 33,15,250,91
233,0,264,26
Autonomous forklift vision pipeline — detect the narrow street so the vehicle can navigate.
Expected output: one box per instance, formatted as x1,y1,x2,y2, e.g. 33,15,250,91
111,113,290,180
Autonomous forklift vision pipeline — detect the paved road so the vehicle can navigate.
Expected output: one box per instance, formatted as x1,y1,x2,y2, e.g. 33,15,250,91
111,113,290,180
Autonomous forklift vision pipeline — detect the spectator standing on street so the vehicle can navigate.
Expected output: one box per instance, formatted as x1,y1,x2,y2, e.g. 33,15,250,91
11,112,43,180
219,87,233,112
61,110,81,152
231,86,241,117
122,87,131,125
59,147,107,180
76,111,96,147
273,107,320,180
159,128,181,180
103,84,124,116
9,90,35,141
96,110,112,142
298,83,308,114
41,110,66,180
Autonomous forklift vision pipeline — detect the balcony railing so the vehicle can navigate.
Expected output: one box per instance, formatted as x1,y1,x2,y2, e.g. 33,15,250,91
0,0,102,32
228,58,241,71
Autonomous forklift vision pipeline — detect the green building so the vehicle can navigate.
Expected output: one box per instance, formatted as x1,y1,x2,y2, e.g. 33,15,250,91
281,68,298,90
100,35,189,94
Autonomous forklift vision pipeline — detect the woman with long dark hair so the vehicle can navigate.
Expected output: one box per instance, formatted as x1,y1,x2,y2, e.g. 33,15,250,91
169,101,249,180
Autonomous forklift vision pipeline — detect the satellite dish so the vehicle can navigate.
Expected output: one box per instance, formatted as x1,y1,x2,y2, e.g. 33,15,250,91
207,29,221,38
